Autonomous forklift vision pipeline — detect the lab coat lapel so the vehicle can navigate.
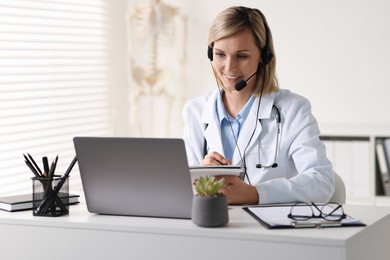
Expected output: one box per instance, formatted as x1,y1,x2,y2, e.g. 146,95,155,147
201,90,224,156
232,93,275,164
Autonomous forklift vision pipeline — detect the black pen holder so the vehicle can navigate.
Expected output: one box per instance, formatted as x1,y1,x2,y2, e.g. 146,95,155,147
32,176,69,217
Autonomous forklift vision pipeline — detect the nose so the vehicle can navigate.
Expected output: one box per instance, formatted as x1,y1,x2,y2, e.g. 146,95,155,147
224,56,237,72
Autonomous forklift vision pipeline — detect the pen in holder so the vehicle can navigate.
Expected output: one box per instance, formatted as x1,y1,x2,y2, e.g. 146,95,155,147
32,175,69,217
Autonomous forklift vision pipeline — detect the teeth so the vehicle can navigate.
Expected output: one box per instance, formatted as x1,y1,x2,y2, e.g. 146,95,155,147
225,74,239,79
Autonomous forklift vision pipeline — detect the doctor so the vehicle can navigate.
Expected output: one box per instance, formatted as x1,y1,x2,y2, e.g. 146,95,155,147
182,6,334,205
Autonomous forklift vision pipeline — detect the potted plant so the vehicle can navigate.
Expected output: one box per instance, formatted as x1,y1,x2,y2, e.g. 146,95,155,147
191,176,229,227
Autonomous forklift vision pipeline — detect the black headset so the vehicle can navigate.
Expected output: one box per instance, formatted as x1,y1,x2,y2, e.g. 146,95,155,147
207,7,273,65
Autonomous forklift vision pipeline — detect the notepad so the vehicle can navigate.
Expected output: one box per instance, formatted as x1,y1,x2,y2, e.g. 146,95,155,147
189,165,242,180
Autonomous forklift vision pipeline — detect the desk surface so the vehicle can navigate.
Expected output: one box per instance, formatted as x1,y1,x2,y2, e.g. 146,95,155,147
1,199,390,260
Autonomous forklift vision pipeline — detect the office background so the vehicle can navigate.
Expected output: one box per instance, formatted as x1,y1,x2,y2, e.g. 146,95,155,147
1,0,390,198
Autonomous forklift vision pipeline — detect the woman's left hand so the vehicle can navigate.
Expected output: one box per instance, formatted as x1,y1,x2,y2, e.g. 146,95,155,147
218,175,259,205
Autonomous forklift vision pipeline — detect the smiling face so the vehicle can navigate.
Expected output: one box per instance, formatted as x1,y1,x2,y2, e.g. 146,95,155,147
212,28,261,92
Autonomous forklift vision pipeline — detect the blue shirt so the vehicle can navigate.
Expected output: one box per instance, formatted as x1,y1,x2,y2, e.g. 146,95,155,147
216,93,255,160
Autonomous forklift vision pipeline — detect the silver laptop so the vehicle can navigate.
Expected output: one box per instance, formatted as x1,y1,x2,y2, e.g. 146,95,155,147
73,137,193,219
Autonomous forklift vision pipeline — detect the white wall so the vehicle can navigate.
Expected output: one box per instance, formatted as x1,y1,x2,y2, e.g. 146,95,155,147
125,0,390,136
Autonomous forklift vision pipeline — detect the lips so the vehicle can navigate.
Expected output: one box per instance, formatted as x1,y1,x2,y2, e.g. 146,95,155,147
223,73,241,82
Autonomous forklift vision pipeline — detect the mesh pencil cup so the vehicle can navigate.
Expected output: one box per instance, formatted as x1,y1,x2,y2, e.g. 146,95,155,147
32,175,69,217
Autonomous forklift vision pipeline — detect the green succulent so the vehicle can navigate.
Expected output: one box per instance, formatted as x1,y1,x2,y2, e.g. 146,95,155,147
195,176,224,197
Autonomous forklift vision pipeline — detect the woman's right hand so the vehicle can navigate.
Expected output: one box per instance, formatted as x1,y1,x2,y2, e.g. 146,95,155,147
201,151,232,166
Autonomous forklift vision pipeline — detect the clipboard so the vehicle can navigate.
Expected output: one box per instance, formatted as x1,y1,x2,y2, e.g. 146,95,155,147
243,204,366,229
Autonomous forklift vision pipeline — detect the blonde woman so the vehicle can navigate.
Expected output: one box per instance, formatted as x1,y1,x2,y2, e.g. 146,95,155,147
182,6,334,205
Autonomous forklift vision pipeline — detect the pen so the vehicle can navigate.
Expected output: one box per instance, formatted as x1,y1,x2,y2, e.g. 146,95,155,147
47,156,58,214
47,155,58,180
42,156,49,177
292,221,342,228
24,154,42,177
24,159,40,178
60,156,77,179
27,153,43,176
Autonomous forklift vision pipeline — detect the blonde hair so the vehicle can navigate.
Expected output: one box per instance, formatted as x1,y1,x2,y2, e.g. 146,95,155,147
208,6,279,95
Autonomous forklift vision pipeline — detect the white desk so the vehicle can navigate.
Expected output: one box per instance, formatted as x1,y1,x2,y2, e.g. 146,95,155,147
0,201,390,260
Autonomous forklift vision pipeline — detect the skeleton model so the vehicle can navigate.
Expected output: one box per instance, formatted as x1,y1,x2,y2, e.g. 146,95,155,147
127,0,187,137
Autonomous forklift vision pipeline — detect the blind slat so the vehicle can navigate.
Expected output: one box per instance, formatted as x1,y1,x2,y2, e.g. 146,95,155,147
0,42,106,50
0,66,107,74
0,32,108,43
0,6,106,21
0,24,107,36
0,15,105,28
0,0,105,13
0,81,106,91
0,58,108,66
0,73,108,84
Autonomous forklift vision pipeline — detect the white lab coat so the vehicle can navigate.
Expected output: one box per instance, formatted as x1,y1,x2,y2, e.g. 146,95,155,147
182,88,334,204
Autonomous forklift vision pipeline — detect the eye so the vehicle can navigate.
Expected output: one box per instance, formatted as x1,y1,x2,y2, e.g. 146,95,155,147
237,53,249,59
214,51,225,58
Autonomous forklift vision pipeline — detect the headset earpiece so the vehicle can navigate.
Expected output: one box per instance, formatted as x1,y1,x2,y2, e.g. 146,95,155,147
262,52,273,66
257,9,273,65
207,46,213,61
260,26,273,65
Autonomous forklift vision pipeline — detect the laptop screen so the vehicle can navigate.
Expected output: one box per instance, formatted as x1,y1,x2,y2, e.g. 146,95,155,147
74,137,193,219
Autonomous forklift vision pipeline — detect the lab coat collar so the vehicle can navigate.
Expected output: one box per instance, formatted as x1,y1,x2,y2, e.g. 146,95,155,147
201,89,276,163
200,90,276,123
256,91,275,120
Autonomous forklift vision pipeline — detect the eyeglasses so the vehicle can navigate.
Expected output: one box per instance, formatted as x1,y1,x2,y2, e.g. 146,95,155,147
288,202,346,221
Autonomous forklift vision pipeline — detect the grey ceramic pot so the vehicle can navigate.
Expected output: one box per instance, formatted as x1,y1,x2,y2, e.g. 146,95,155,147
191,195,229,227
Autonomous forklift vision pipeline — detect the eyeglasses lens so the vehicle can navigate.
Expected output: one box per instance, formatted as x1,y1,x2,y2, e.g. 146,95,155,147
289,203,313,220
320,203,345,221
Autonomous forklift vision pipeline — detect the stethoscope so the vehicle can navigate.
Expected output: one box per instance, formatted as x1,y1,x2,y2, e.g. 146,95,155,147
238,100,282,170
238,102,281,185
255,104,281,169
203,101,281,174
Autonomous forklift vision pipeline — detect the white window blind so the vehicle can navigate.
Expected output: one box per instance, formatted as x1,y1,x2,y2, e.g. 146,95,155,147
0,0,116,196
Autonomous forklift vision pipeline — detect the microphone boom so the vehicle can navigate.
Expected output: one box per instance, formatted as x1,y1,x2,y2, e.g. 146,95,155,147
235,72,257,91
